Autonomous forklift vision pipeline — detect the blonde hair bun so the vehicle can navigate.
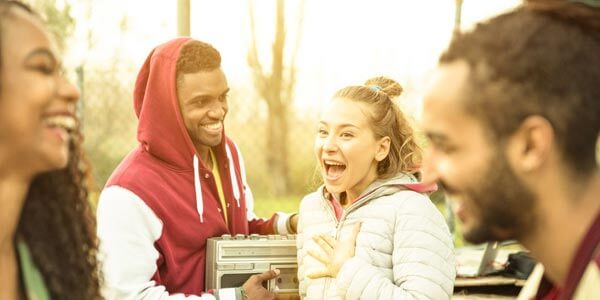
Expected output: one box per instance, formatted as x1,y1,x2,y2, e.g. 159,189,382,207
364,76,403,99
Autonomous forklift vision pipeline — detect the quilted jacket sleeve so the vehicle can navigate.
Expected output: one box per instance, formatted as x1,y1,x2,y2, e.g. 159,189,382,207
335,193,456,300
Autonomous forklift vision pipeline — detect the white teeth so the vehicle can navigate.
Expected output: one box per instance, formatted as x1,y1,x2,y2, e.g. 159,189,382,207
323,160,345,166
202,122,222,130
44,115,76,131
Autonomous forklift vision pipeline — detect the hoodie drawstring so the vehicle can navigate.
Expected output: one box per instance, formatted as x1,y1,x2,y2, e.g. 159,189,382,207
193,154,204,223
226,144,241,208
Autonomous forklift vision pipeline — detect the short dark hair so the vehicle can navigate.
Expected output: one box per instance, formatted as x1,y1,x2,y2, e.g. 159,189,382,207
440,0,600,174
175,40,221,88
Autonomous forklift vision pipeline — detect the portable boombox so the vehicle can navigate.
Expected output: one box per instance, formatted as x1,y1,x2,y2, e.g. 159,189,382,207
205,234,299,294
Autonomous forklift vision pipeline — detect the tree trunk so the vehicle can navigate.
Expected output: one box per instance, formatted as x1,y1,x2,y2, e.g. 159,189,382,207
247,0,303,196
266,101,291,196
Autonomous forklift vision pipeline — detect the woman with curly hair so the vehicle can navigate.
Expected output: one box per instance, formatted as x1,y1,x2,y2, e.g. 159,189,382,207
0,1,101,299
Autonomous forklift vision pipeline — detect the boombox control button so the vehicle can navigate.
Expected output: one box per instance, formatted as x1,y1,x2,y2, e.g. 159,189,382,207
249,234,260,240
255,263,269,269
234,263,254,270
287,234,296,240
221,234,232,240
268,235,277,240
217,264,235,270
234,234,245,240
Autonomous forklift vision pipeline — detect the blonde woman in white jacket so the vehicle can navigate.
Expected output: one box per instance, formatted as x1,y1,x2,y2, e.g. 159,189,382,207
297,77,455,299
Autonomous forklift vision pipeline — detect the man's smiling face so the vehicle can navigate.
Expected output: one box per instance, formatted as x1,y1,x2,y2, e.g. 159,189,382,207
421,61,536,244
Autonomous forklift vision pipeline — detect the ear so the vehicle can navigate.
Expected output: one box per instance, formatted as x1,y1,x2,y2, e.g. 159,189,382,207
375,136,391,162
506,116,554,173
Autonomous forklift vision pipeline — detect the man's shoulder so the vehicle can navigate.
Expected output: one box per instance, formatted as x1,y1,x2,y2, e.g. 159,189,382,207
109,148,182,184
106,148,191,202
573,254,600,299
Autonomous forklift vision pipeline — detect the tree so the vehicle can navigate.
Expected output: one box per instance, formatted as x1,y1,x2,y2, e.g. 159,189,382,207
247,0,304,196
28,0,74,51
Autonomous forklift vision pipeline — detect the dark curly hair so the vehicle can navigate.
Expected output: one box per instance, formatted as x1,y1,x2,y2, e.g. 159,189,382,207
1,1,102,299
440,0,600,175
175,40,221,91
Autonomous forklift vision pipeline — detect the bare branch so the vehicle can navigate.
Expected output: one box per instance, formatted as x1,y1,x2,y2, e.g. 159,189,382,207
284,66,296,106
284,0,305,105
244,0,305,196
269,0,286,108
247,0,267,97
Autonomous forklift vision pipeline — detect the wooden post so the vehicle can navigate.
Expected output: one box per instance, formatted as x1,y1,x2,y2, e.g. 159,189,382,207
454,0,463,37
177,0,190,36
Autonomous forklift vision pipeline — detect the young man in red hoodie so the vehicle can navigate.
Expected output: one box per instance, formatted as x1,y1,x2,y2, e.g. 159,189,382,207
421,1,599,299
97,38,298,299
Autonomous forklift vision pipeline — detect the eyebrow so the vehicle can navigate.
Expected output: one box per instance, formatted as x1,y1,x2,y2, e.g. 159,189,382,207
319,121,360,129
188,88,230,102
24,48,57,66
425,131,449,144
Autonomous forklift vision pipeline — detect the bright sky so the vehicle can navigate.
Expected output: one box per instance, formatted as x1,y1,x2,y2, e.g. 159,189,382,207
65,0,521,117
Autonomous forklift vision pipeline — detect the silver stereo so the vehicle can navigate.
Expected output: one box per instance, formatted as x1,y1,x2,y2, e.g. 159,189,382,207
205,234,299,295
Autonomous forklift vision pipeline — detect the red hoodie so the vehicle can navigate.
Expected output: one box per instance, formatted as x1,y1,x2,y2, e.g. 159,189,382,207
97,38,279,298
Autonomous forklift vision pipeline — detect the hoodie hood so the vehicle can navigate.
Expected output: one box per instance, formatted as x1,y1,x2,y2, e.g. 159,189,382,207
359,172,438,201
134,37,197,170
132,37,237,223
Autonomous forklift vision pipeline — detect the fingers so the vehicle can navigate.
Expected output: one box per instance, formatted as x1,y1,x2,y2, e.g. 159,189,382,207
307,249,329,265
349,222,362,243
337,222,361,259
312,235,333,256
306,268,331,279
320,234,336,249
290,213,299,232
251,269,280,282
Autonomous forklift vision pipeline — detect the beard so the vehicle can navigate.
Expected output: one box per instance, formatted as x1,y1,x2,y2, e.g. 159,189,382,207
447,154,537,244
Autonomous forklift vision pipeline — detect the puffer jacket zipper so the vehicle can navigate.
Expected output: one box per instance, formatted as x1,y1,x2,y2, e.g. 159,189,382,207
321,195,336,299
320,188,378,299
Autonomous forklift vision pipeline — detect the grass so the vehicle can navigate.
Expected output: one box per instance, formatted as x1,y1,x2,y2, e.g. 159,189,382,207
253,195,303,218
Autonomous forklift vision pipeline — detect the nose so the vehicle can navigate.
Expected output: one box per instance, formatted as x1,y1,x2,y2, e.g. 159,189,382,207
420,148,439,184
322,135,338,152
207,102,226,120
57,76,80,104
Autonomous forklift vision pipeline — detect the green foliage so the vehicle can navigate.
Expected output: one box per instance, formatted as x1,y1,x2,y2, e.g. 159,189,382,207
25,1,139,193
252,195,302,218
27,0,74,51
80,63,138,191
225,90,318,199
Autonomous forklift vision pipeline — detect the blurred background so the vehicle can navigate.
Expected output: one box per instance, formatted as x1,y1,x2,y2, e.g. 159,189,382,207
28,0,525,245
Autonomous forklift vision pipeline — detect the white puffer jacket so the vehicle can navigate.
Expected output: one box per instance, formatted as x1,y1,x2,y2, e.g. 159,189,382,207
297,173,455,299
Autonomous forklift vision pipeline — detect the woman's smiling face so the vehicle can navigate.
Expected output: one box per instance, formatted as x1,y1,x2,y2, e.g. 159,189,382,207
315,97,389,202
0,6,80,176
